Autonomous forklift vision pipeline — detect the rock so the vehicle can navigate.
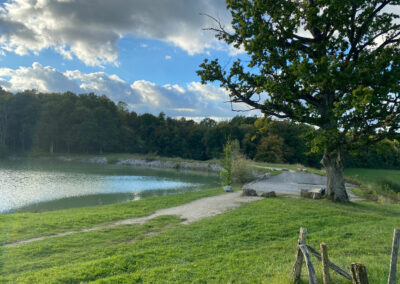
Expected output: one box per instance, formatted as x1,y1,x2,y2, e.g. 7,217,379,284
223,185,233,192
115,159,222,172
255,172,271,181
311,192,322,199
261,191,276,198
209,163,223,171
87,157,107,164
242,188,258,197
281,168,289,171
301,189,322,199
310,187,326,196
300,189,312,198
57,156,73,162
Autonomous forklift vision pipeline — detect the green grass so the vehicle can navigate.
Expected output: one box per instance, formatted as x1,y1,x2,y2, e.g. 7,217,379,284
1,196,400,283
0,188,222,245
344,168,400,185
344,168,400,202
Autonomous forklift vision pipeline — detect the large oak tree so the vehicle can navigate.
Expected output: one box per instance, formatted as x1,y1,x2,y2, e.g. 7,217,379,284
198,0,400,202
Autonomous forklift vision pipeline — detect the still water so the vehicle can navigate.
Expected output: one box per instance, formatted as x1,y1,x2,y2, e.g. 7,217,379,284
0,159,219,213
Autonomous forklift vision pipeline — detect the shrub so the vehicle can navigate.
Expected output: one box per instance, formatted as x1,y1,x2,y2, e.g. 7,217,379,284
220,139,254,185
377,178,400,193
220,140,232,186
145,152,158,162
231,155,254,184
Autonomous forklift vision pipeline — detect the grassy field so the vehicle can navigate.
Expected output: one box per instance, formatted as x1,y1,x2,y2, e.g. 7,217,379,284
1,193,400,283
344,168,400,202
0,188,222,245
344,168,400,185
2,156,400,282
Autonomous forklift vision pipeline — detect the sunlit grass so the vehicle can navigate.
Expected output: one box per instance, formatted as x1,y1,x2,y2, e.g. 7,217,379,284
1,197,399,283
0,188,222,245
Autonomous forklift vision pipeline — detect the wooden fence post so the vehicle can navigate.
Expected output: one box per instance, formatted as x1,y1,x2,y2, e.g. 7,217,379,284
299,244,319,284
292,227,307,283
320,243,330,284
350,263,369,284
388,229,400,284
306,245,352,280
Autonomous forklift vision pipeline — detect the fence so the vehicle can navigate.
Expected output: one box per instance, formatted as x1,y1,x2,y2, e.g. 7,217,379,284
291,227,400,284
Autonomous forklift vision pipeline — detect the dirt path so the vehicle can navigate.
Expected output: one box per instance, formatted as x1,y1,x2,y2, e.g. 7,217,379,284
4,191,262,247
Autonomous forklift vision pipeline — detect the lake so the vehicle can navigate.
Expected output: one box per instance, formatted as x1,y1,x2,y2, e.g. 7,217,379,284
0,159,219,213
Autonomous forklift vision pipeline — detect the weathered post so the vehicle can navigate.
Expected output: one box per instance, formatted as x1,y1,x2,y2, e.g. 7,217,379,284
299,244,319,284
320,243,330,284
350,263,369,284
388,229,400,284
292,227,307,283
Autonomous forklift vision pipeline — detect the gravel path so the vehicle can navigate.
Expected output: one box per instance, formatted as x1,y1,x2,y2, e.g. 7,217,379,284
243,171,364,201
4,191,261,247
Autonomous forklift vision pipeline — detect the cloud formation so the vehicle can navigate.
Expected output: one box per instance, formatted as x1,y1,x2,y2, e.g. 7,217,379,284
0,63,258,118
0,0,231,66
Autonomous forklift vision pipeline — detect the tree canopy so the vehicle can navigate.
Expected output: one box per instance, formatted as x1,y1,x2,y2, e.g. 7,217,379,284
198,0,400,202
0,88,399,170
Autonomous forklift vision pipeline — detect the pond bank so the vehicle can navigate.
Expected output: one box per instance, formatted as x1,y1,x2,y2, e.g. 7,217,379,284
10,155,223,172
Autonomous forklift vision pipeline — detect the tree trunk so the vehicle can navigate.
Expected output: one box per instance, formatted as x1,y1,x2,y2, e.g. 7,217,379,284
321,149,349,203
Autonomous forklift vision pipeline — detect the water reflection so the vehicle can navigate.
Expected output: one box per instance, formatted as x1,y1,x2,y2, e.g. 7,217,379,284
0,159,219,213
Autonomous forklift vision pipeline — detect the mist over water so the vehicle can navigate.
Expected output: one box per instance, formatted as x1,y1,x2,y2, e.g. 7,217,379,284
0,159,218,213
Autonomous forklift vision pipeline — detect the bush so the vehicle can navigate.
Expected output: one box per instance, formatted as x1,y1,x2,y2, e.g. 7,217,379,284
231,155,254,184
377,178,400,193
145,152,158,162
220,139,255,185
220,140,233,186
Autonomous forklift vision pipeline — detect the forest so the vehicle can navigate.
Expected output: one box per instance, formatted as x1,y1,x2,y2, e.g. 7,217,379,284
0,88,399,169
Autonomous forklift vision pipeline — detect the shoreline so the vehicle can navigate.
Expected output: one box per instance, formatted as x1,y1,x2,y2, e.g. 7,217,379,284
8,154,223,172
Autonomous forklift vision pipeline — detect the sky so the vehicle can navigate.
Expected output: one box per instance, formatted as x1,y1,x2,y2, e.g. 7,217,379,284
0,0,258,119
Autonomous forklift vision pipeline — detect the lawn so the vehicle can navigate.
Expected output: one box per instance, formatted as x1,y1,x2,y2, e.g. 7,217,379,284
1,195,400,283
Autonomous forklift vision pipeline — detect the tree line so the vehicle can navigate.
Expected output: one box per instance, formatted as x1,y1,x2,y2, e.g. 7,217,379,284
0,88,399,169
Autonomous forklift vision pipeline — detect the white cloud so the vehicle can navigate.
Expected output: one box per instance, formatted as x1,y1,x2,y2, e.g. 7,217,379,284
0,0,234,66
165,55,172,60
0,63,260,118
0,62,81,93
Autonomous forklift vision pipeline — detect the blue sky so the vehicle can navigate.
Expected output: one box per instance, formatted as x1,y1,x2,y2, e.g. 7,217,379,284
0,0,257,119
